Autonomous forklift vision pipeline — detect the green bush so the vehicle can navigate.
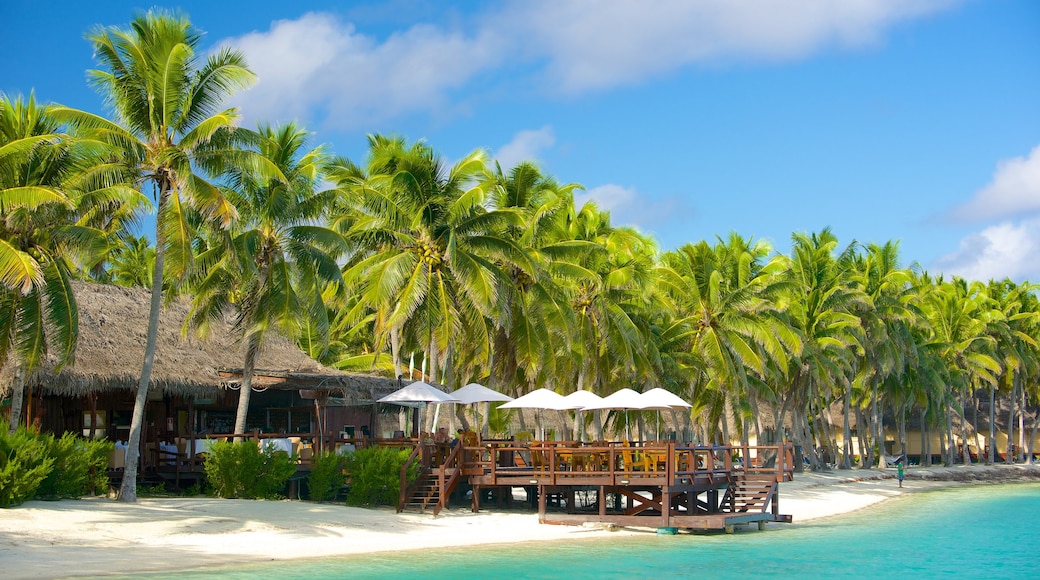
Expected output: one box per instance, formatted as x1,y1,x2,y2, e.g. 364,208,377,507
308,451,348,502
343,446,420,507
36,433,113,499
0,429,54,507
203,441,297,499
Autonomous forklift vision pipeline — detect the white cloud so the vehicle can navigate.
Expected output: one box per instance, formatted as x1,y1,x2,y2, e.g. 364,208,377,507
219,1,958,128
496,0,958,92
493,126,556,171
948,144,1040,222
225,12,506,129
933,219,1040,282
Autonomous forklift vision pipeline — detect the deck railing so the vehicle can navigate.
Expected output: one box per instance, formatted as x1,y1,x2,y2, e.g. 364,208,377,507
463,441,794,487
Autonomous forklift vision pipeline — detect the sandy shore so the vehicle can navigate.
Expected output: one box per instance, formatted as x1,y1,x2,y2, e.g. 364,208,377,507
2,463,1039,579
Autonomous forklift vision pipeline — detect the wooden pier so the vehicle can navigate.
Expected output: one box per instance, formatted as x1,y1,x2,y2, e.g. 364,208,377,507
400,440,796,532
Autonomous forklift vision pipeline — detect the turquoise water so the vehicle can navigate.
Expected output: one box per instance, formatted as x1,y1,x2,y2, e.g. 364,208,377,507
139,483,1039,579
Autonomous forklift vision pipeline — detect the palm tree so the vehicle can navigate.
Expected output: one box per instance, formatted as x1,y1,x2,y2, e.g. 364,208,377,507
106,235,155,288
850,242,914,468
52,10,262,501
0,93,125,432
334,136,528,394
919,277,1001,466
657,234,798,446
771,229,866,470
479,161,584,401
188,122,344,436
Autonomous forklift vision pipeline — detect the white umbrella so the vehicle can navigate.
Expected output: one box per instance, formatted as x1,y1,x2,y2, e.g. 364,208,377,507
562,390,604,441
450,383,514,404
639,388,691,440
449,383,513,436
499,388,570,439
378,381,460,437
582,388,646,440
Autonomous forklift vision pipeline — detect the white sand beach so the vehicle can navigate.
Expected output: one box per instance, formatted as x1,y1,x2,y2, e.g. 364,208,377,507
2,463,1039,579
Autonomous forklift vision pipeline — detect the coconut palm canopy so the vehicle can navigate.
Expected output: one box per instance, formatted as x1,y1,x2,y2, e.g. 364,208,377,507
0,282,397,400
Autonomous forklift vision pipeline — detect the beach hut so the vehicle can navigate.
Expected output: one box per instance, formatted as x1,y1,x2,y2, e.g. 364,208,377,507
0,282,401,462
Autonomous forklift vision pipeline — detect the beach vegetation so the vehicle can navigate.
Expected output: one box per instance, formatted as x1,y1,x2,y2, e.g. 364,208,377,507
0,429,54,507
342,446,419,507
35,432,112,499
307,450,349,502
203,440,297,499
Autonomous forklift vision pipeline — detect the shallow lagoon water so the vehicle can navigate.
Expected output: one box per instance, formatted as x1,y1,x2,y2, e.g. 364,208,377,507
139,483,1040,579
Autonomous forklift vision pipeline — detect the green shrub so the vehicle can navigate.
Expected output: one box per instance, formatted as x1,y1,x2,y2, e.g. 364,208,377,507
308,451,348,502
0,429,54,507
343,446,420,507
36,433,113,499
203,441,297,499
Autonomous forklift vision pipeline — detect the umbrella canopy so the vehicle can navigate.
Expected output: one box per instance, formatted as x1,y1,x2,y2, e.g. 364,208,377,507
562,389,604,442
377,381,460,404
499,388,569,440
639,388,691,410
639,387,691,441
449,383,514,404
561,389,604,410
499,388,570,410
582,388,645,410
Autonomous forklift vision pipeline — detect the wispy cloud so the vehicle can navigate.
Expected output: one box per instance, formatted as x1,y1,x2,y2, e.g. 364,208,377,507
501,0,959,93
577,184,696,245
220,1,958,128
225,12,505,129
933,219,1040,282
947,144,1040,223
493,126,556,171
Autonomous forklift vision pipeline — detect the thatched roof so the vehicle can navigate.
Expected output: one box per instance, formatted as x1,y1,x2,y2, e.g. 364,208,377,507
4,281,397,399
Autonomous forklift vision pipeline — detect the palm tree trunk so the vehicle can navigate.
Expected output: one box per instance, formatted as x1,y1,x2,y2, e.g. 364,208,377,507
920,408,929,467
988,383,996,464
960,390,972,465
1006,376,1018,463
233,333,262,440
1018,385,1026,463
870,377,880,468
842,379,852,469
390,325,401,379
118,185,169,503
944,402,954,466
6,362,26,434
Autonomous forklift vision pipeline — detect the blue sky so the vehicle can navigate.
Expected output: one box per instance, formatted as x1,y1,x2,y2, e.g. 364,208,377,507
3,0,1039,281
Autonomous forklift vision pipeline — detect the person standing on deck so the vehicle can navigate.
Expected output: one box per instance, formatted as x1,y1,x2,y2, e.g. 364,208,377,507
897,461,905,488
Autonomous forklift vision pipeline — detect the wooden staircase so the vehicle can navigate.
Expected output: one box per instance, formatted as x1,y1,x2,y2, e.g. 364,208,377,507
723,475,778,514
402,473,442,513
398,443,464,516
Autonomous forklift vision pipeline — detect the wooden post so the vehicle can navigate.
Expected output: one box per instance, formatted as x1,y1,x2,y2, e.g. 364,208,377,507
661,487,671,527
599,486,607,516
538,485,547,522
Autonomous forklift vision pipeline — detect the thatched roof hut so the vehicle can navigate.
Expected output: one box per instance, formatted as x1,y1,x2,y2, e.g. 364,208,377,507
3,281,401,403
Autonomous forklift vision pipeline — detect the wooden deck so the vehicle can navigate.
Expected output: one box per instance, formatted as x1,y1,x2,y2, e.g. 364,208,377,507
401,441,795,532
